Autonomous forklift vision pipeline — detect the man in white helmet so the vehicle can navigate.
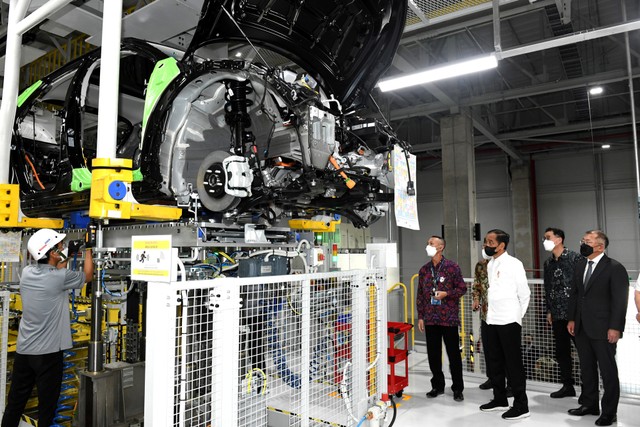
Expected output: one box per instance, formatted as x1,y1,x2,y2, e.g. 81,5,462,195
2,228,93,427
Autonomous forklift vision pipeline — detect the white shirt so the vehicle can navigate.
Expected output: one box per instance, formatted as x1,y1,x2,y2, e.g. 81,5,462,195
583,252,604,282
486,251,531,325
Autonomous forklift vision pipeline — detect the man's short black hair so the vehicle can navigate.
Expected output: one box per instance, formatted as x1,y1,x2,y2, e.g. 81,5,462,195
487,229,510,250
545,227,565,243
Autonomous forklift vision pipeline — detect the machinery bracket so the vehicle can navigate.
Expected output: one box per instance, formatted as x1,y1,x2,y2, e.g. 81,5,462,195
289,215,341,232
89,158,182,221
0,184,64,228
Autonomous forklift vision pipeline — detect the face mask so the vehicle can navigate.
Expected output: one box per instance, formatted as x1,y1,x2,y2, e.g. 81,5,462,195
425,245,437,257
580,243,594,257
543,239,556,252
481,249,492,260
484,246,497,257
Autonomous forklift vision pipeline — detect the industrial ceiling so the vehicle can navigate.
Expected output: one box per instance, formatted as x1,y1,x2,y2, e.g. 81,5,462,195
0,0,638,163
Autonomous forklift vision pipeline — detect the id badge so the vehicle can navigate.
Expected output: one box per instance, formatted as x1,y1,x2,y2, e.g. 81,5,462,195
431,296,441,305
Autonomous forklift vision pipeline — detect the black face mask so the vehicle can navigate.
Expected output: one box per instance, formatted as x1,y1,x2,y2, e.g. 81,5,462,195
580,243,594,257
484,245,498,257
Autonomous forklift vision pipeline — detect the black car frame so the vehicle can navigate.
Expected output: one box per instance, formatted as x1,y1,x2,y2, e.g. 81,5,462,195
12,0,408,227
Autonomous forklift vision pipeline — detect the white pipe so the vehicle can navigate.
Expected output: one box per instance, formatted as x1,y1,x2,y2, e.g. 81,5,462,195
96,0,123,159
14,0,73,35
0,0,29,184
0,0,84,183
339,362,360,423
623,2,640,222
296,239,311,251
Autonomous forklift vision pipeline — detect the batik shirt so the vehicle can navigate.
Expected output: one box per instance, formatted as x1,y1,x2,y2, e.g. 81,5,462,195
543,247,582,320
472,260,489,322
417,257,467,326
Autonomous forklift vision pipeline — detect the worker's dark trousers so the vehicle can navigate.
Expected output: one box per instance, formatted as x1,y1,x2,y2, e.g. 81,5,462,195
484,322,528,411
1,351,63,427
425,324,464,392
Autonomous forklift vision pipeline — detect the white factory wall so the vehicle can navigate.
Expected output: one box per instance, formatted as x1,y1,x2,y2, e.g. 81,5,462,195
368,147,640,285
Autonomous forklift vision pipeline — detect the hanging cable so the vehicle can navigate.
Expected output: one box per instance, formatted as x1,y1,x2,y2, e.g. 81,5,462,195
220,5,271,68
368,93,415,195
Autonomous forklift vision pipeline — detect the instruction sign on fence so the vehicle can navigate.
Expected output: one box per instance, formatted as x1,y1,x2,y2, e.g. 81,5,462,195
131,235,173,282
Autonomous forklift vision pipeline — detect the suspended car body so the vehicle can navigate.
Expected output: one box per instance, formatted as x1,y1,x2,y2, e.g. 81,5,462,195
12,0,408,227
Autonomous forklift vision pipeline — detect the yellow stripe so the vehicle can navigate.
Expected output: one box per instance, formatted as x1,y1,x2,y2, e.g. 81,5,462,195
20,415,38,426
132,240,171,249
267,407,346,427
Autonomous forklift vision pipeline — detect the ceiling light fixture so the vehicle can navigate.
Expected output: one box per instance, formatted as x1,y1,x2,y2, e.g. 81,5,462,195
602,144,611,149
589,86,603,95
378,54,498,92
235,52,243,58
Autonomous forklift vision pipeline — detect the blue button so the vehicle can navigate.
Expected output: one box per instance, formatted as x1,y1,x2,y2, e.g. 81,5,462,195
108,181,127,200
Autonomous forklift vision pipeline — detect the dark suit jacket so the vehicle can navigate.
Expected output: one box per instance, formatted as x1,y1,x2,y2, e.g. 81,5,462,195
568,254,629,340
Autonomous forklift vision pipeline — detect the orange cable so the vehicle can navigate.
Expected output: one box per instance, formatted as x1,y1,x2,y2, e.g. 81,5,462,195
24,154,45,189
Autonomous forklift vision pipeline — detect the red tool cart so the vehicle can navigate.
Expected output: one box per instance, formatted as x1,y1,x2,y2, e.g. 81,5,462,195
387,321,413,398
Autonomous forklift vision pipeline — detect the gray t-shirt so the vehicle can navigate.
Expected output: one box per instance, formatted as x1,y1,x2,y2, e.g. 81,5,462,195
17,264,86,355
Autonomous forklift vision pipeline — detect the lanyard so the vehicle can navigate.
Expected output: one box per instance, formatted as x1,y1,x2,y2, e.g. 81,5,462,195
430,260,445,290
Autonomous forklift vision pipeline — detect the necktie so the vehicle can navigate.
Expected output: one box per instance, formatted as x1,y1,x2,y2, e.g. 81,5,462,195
584,261,594,287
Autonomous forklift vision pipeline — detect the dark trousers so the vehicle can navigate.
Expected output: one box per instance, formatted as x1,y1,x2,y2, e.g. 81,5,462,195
480,320,493,379
574,328,619,416
425,325,464,392
552,319,574,386
484,322,528,410
1,351,63,427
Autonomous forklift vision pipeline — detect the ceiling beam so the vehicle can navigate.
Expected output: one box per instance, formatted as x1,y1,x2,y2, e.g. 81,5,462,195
401,0,555,44
393,49,524,160
409,115,634,154
497,19,640,60
471,112,524,161
387,66,640,121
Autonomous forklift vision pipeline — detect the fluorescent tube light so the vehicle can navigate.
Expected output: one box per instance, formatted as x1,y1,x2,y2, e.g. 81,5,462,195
589,86,603,95
378,54,498,92
601,144,611,149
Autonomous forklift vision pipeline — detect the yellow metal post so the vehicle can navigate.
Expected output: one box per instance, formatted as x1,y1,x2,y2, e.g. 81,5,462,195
0,184,63,228
410,273,418,349
387,282,408,324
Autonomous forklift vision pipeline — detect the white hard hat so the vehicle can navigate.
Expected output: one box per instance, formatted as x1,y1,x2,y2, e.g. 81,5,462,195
27,229,66,261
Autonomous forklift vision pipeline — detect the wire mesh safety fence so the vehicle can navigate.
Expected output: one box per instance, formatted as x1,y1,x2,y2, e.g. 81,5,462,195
145,270,387,427
455,279,640,398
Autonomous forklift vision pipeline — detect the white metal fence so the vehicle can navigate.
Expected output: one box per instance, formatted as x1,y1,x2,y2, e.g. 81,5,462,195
0,290,9,417
455,280,640,397
145,270,387,427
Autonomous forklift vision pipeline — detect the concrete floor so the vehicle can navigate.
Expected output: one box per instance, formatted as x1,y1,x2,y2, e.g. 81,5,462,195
393,351,638,427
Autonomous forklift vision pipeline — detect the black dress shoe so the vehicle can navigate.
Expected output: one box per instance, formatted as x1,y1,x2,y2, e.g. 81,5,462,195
453,391,464,402
551,385,576,398
426,389,444,398
479,379,492,390
568,406,600,416
595,415,617,426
